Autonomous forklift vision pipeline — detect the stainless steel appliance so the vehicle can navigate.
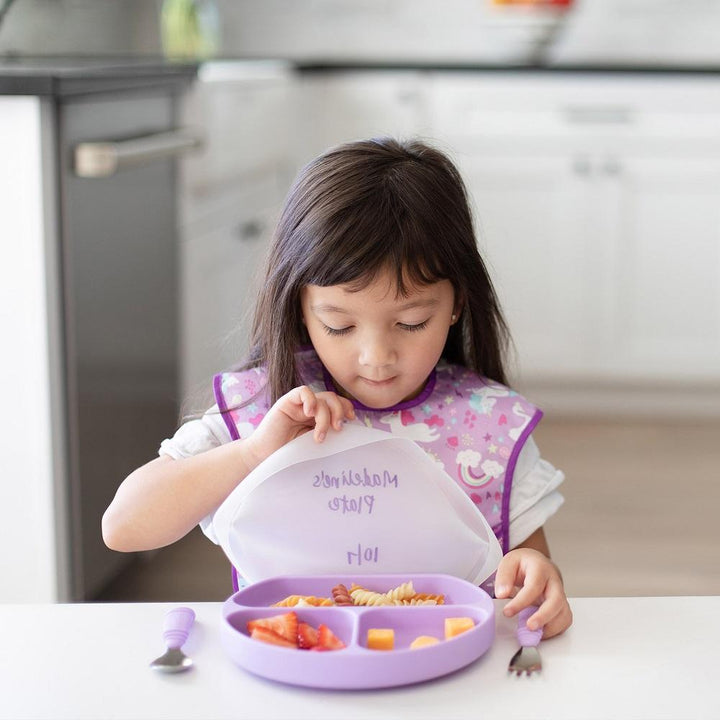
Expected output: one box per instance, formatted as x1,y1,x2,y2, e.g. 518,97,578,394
61,65,199,599
0,59,199,600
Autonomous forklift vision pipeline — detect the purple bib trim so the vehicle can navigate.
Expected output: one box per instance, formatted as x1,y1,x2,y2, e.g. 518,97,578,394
498,406,543,554
214,373,241,442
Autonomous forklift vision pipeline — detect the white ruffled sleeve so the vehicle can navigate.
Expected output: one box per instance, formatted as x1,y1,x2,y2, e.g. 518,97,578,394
158,405,231,459
507,435,565,548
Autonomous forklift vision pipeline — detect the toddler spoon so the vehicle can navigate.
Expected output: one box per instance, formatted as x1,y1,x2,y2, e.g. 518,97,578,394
150,606,195,673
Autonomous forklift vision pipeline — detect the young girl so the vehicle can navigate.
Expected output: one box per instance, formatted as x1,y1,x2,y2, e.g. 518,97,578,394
103,137,572,638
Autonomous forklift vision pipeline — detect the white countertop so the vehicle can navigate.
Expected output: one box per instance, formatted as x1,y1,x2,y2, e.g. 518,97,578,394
1,596,718,720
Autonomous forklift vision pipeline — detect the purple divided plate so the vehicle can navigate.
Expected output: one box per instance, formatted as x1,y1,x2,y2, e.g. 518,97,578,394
221,573,495,689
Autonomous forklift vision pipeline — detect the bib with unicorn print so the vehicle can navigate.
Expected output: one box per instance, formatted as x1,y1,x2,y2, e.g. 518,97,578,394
214,348,542,554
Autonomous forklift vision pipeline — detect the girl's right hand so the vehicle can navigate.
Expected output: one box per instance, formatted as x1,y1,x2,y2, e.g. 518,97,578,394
243,385,356,471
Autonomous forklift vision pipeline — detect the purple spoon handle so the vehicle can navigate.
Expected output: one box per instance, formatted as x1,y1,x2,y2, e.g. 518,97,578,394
163,607,195,650
516,606,542,647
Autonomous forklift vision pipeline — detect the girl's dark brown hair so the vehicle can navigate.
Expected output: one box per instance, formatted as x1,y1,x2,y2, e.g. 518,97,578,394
240,136,510,404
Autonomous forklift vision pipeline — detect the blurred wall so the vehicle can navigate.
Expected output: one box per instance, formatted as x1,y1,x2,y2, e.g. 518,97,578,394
0,0,162,55
0,0,548,62
3,0,720,65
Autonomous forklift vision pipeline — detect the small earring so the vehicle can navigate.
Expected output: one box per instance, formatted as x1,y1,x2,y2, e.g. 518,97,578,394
451,314,457,323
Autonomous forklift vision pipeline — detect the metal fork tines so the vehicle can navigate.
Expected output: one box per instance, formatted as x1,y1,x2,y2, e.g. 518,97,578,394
508,644,542,676
508,606,543,676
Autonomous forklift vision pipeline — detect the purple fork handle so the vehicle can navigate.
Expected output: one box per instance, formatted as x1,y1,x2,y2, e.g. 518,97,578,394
516,606,542,647
162,607,196,650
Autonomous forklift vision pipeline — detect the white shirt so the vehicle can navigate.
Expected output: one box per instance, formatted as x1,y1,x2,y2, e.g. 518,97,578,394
159,405,565,549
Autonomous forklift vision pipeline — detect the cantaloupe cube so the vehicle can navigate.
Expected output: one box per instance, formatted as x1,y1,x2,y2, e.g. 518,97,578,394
367,628,395,650
444,617,475,639
410,635,440,650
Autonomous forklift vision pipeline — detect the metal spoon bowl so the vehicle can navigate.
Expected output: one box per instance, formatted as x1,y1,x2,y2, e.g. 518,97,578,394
150,607,196,673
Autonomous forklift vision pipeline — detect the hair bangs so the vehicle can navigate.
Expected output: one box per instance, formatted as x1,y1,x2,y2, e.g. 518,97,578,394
301,181,453,298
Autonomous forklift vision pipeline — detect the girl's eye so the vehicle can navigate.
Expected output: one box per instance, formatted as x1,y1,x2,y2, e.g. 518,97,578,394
398,320,429,332
323,324,353,337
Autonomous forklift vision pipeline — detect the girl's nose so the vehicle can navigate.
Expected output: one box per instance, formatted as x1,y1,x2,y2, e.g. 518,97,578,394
359,335,396,368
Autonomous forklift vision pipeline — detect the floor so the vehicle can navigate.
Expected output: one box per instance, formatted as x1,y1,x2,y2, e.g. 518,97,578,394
96,419,720,602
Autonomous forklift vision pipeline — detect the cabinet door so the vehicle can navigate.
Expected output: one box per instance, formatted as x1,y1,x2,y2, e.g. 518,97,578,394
295,72,429,165
458,151,594,380
181,67,292,192
599,152,720,380
180,176,279,400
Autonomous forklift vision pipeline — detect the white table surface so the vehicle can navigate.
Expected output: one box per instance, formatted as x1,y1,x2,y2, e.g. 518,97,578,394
1,596,718,720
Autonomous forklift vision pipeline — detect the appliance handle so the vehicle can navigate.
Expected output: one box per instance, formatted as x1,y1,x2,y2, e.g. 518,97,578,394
74,128,203,178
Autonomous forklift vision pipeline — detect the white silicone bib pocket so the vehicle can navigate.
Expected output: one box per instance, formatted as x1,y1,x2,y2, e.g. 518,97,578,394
211,425,502,585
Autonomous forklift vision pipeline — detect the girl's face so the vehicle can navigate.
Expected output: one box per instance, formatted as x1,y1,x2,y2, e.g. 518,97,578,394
301,268,459,409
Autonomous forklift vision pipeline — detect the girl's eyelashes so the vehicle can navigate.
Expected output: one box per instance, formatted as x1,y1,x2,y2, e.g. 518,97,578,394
322,324,353,336
322,320,430,336
398,320,429,332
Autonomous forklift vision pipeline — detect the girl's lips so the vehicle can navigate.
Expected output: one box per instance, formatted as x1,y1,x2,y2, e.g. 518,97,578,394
360,376,396,387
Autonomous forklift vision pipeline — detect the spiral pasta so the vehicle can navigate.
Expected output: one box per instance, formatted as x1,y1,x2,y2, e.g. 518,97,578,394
272,595,333,607
273,581,446,608
331,583,354,606
349,585,392,606
383,581,415,602
410,593,445,605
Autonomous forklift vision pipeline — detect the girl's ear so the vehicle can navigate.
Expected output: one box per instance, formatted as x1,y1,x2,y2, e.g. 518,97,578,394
452,295,464,324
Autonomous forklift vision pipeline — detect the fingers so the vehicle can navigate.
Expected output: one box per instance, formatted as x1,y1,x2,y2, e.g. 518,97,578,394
322,392,356,431
513,574,566,631
493,553,521,600
495,549,573,637
290,386,355,442
540,602,573,639
503,568,548,620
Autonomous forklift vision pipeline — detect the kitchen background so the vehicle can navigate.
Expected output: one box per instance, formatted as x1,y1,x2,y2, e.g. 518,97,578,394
1,0,719,604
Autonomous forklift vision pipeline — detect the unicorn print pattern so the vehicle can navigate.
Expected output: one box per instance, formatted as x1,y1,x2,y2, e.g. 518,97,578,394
379,411,441,443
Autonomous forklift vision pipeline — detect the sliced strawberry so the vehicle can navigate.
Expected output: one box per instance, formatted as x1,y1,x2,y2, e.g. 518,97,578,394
250,627,297,648
315,624,346,651
247,612,298,644
297,622,319,649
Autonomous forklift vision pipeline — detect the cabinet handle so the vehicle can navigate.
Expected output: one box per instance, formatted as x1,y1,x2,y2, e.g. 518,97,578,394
573,156,592,176
562,106,634,125
603,157,622,176
74,128,204,178
397,89,419,104
235,220,264,242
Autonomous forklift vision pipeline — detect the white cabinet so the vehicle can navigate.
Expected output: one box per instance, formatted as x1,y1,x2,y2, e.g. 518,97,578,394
179,61,294,209
597,151,720,382
457,151,592,379
427,73,720,391
178,63,293,400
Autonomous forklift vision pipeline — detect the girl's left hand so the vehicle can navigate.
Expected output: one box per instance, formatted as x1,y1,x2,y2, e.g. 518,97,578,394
494,548,573,639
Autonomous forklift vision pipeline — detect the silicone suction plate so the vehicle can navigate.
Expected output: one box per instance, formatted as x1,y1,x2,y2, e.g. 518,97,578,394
221,573,495,689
